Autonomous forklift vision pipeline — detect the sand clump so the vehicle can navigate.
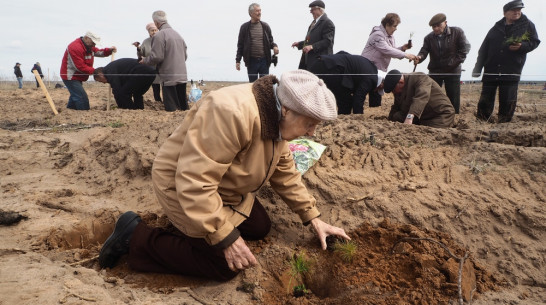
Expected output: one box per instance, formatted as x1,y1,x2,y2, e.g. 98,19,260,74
0,82,544,304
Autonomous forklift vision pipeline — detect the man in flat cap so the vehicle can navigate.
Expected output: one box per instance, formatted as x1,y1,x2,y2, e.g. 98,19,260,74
60,31,117,110
472,0,540,123
384,70,455,128
236,3,279,82
416,13,470,114
292,1,335,70
99,70,350,281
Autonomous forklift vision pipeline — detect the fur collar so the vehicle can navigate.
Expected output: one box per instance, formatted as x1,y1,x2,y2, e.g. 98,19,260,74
252,75,280,140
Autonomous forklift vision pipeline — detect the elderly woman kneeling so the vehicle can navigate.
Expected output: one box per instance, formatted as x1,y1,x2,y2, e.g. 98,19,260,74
99,70,350,281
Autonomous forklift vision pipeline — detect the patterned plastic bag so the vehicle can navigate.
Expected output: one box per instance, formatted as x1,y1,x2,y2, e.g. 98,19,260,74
288,139,327,175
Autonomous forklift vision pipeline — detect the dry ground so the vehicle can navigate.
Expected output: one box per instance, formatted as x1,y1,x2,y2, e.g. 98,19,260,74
0,80,544,304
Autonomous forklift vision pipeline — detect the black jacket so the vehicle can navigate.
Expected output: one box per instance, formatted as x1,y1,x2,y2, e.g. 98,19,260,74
472,14,540,82
14,65,23,78
309,51,378,113
296,14,335,70
31,64,43,78
236,21,277,67
103,58,156,107
418,26,471,74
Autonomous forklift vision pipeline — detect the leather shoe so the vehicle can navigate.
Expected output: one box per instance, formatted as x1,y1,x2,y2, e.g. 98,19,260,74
99,211,141,268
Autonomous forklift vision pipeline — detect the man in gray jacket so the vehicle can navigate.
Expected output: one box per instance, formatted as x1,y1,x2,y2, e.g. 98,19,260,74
141,10,188,111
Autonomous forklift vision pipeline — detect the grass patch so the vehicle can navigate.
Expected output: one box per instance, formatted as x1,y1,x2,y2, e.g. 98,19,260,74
107,121,124,128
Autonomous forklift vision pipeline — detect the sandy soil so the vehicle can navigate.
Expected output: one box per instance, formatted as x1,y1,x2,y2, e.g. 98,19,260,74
0,80,544,305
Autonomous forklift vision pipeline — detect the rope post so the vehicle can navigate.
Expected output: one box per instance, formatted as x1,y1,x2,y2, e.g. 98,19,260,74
106,53,115,111
33,70,58,115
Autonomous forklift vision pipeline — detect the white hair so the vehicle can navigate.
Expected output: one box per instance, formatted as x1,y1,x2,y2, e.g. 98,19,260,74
152,10,168,23
248,3,260,15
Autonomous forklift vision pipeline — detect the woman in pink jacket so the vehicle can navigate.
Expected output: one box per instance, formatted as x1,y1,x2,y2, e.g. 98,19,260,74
361,13,417,107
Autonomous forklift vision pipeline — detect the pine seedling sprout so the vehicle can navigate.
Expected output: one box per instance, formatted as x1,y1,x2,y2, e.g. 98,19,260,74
333,240,358,263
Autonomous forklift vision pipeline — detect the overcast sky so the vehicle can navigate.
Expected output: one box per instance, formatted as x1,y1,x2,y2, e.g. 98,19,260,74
1,0,544,82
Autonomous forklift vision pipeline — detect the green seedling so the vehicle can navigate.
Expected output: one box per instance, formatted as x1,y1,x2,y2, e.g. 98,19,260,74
505,31,531,45
293,284,310,297
287,251,312,295
333,240,358,263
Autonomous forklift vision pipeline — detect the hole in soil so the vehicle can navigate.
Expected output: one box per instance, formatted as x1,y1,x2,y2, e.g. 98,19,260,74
267,219,501,305
39,211,207,291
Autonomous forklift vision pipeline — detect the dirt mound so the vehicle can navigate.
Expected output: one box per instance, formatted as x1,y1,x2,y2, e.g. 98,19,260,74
259,219,501,305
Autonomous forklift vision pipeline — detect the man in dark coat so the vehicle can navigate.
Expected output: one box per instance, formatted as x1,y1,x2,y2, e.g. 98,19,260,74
309,51,381,114
236,3,279,82
31,62,44,88
14,63,23,89
416,13,471,114
385,70,455,128
291,0,335,70
472,0,540,123
94,58,156,109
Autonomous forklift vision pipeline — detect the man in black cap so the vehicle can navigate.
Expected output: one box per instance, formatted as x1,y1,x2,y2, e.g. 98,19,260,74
14,63,23,89
308,51,382,114
472,0,540,123
416,13,470,114
93,58,156,109
384,69,455,128
291,1,335,70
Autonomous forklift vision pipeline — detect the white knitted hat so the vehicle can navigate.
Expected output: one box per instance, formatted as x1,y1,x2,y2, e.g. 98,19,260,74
277,70,337,121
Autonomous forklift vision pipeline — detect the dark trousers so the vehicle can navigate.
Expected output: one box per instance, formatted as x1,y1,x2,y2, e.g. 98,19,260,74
430,74,461,114
115,74,155,110
477,80,519,123
128,199,271,282
367,89,382,108
152,84,161,102
35,77,43,88
162,83,188,112
247,57,269,82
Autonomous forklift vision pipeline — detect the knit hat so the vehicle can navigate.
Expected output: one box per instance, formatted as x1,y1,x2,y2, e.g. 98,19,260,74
384,70,402,93
429,13,446,26
84,31,101,45
503,0,524,12
309,0,325,9
146,22,157,31
277,70,337,121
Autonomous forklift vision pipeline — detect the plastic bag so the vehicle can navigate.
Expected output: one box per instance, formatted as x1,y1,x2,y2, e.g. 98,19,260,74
189,84,202,103
288,139,327,175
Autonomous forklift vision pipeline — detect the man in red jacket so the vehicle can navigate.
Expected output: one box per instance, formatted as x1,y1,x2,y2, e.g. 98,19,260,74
60,31,116,110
